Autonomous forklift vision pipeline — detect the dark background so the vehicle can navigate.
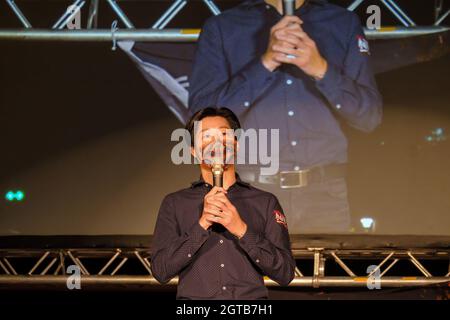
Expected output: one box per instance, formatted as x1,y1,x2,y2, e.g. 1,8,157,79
0,0,449,235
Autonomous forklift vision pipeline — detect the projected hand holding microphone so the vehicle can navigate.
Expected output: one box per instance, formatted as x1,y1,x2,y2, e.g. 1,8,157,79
283,0,297,59
262,0,328,80
261,0,302,71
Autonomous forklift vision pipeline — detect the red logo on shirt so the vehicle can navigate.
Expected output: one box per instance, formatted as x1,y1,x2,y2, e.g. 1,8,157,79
273,210,288,229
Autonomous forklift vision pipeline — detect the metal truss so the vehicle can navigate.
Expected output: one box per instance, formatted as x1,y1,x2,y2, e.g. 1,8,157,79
0,0,448,42
0,247,448,289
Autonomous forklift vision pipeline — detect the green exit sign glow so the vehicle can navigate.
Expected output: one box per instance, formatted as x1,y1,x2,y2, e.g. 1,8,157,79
5,190,25,202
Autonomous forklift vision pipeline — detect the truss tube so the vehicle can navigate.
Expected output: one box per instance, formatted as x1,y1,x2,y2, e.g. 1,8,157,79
368,252,395,277
330,252,356,277
87,0,99,29
3,258,17,275
134,251,152,275
408,252,432,277
203,0,221,16
0,26,448,42
435,9,450,26
385,0,416,26
380,258,399,277
67,251,89,275
152,0,187,29
0,276,448,288
107,0,135,29
53,0,84,30
56,1,86,30
0,29,199,41
380,0,412,27
6,0,32,28
347,0,365,11
28,251,50,275
40,257,58,275
155,0,188,30
98,250,121,275
0,260,10,275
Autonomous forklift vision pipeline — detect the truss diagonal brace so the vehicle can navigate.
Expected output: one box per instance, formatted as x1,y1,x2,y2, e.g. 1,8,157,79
152,0,188,30
6,0,32,28
107,0,135,29
53,0,86,30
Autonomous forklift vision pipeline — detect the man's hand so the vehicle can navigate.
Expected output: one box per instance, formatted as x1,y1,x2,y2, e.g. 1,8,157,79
199,187,247,238
262,16,303,72
272,24,328,80
199,186,225,230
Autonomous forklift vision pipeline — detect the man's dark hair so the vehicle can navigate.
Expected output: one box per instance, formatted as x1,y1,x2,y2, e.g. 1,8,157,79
185,107,242,146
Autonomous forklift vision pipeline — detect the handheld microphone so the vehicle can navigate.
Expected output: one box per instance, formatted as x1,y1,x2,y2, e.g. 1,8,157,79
283,0,295,16
211,163,224,187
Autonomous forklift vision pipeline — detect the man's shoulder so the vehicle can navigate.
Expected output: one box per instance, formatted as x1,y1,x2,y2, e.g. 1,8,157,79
160,186,201,204
312,2,361,27
202,1,360,32
200,2,264,30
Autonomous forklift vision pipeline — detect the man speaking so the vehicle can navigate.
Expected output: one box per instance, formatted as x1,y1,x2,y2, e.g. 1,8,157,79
151,108,296,299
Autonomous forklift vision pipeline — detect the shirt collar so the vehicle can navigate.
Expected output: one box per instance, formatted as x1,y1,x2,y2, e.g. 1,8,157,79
191,173,251,189
242,0,327,8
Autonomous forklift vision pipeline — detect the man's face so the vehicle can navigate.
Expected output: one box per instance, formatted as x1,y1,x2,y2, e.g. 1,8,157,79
192,116,237,167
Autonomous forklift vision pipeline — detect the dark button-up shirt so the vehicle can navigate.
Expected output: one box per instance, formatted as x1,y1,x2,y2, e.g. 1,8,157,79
189,0,383,171
151,176,296,299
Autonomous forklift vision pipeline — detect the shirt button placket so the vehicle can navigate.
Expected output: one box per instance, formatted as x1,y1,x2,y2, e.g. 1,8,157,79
285,76,297,157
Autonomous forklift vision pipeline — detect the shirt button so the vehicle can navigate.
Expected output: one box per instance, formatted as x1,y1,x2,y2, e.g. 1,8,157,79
265,4,270,9
222,286,227,290
219,239,223,244
220,263,224,268
294,166,300,171
244,101,250,107
187,253,191,258
288,110,294,117
291,140,297,146
256,259,260,263
336,104,342,109
286,79,293,85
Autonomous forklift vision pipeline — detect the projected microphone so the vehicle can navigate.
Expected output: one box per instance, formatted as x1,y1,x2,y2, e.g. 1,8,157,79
283,0,297,59
283,0,295,16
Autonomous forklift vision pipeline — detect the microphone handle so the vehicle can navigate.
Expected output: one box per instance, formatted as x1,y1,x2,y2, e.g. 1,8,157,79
213,173,223,188
283,0,295,16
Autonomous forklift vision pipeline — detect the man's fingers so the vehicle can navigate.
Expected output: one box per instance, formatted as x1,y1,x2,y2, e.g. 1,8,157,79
284,22,303,34
204,213,219,223
204,206,223,216
285,29,315,46
272,44,307,54
271,16,302,33
274,34,301,47
213,192,235,209
205,186,227,198
206,199,226,210
273,44,306,56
